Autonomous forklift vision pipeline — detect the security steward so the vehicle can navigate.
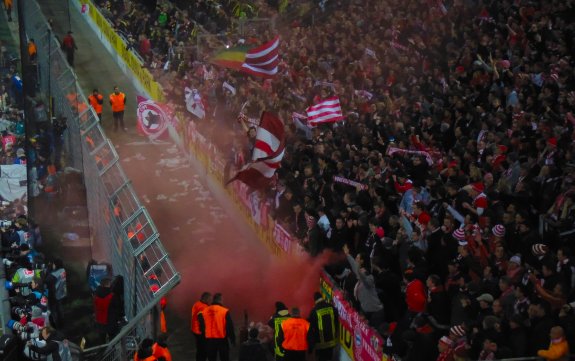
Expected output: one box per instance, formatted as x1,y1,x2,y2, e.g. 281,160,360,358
109,85,127,132
268,301,290,361
88,88,104,121
192,292,212,361
199,293,235,361
134,339,157,361
308,292,338,361
278,308,310,361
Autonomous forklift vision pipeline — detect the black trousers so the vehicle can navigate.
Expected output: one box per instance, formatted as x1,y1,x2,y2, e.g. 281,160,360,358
206,338,229,361
194,333,208,361
284,350,306,361
315,347,335,361
112,111,125,131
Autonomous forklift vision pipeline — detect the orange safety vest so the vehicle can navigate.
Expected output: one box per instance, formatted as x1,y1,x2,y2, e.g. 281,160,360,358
88,94,103,114
202,304,228,339
28,42,37,58
110,92,126,112
281,317,310,351
152,343,172,361
191,301,209,334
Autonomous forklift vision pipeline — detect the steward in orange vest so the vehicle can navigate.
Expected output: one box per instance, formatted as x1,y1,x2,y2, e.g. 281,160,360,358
191,292,211,361
134,338,157,361
88,88,104,120
28,39,37,62
278,308,310,361
199,293,236,361
109,86,127,132
152,333,172,361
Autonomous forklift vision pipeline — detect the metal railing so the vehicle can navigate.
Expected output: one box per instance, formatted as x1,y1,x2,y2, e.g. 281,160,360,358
21,0,180,358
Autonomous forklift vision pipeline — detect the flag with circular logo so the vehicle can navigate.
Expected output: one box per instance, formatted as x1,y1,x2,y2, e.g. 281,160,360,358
136,96,173,141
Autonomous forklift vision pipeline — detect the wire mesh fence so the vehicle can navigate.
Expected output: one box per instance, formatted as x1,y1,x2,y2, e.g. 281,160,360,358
21,1,180,358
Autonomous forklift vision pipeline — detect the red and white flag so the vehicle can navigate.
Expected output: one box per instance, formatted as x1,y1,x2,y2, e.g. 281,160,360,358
227,111,285,189
241,36,280,78
306,97,344,126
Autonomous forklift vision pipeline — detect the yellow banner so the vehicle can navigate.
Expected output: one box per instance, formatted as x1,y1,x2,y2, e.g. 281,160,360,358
83,1,164,102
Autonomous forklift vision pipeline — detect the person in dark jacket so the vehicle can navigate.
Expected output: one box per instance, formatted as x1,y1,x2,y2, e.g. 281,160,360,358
426,274,450,326
527,299,555,356
26,326,64,361
238,328,267,361
402,314,438,361
93,277,122,344
307,292,337,361
44,258,66,328
508,314,527,357
268,301,290,361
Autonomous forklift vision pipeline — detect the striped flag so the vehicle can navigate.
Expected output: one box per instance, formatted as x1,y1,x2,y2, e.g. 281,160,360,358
242,36,280,77
227,112,285,189
306,97,344,126
211,36,280,78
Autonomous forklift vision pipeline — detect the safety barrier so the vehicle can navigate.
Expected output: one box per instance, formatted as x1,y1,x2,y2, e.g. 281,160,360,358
22,0,180,358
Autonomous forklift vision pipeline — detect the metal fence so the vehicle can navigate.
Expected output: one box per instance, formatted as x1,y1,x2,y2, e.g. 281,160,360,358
21,0,180,358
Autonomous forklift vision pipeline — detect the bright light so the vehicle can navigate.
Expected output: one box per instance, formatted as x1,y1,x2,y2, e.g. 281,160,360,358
225,44,230,49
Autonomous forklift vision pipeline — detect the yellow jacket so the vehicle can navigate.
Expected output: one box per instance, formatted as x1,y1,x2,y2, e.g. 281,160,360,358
537,338,569,361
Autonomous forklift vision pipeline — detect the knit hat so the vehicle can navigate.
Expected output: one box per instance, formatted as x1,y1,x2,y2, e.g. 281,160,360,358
452,228,466,241
509,255,522,265
376,227,385,238
455,66,465,73
275,302,288,312
450,324,466,338
492,224,505,238
471,182,484,193
439,336,453,347
499,60,511,69
476,293,494,303
548,137,557,147
31,306,42,318
532,244,548,256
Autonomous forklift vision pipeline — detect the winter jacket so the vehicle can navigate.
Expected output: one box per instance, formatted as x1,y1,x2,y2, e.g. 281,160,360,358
537,338,569,361
346,254,383,313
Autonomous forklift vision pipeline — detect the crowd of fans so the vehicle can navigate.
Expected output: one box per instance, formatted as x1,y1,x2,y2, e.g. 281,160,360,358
94,0,575,359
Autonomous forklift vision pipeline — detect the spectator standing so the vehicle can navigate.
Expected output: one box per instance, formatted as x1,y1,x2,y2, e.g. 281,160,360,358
93,277,122,343
268,301,290,361
26,326,64,361
278,308,309,361
307,292,337,361
191,292,211,361
199,293,235,361
61,31,77,67
44,258,67,328
88,88,104,121
109,85,127,132
238,328,267,361
537,326,569,361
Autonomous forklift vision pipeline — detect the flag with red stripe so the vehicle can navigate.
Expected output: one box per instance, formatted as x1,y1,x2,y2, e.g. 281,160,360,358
241,36,280,78
306,97,344,126
227,111,285,189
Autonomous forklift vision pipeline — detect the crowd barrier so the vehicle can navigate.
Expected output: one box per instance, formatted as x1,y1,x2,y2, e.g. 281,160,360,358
72,0,165,102
24,0,180,358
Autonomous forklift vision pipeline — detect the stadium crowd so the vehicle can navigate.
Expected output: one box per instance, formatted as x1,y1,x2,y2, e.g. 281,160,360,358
94,0,575,359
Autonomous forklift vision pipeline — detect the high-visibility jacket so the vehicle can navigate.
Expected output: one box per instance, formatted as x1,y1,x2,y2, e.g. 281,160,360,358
270,313,290,357
202,304,229,339
28,42,37,58
88,93,103,114
152,343,172,361
310,305,337,349
281,317,310,351
110,92,126,112
191,300,209,334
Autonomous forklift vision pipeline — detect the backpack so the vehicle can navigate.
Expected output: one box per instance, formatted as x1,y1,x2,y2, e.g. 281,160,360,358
47,340,72,361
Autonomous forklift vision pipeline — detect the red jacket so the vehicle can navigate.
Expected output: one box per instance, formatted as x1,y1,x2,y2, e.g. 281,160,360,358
406,279,427,313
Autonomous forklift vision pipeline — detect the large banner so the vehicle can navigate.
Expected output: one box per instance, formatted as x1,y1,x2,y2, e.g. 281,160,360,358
82,1,164,101
321,272,387,361
136,96,178,141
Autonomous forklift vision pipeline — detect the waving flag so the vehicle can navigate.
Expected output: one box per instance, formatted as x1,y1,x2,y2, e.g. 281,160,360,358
136,96,175,141
227,112,285,189
184,87,206,119
306,97,344,126
212,36,280,78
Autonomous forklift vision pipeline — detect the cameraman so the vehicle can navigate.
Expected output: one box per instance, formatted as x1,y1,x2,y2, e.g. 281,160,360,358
26,326,63,361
